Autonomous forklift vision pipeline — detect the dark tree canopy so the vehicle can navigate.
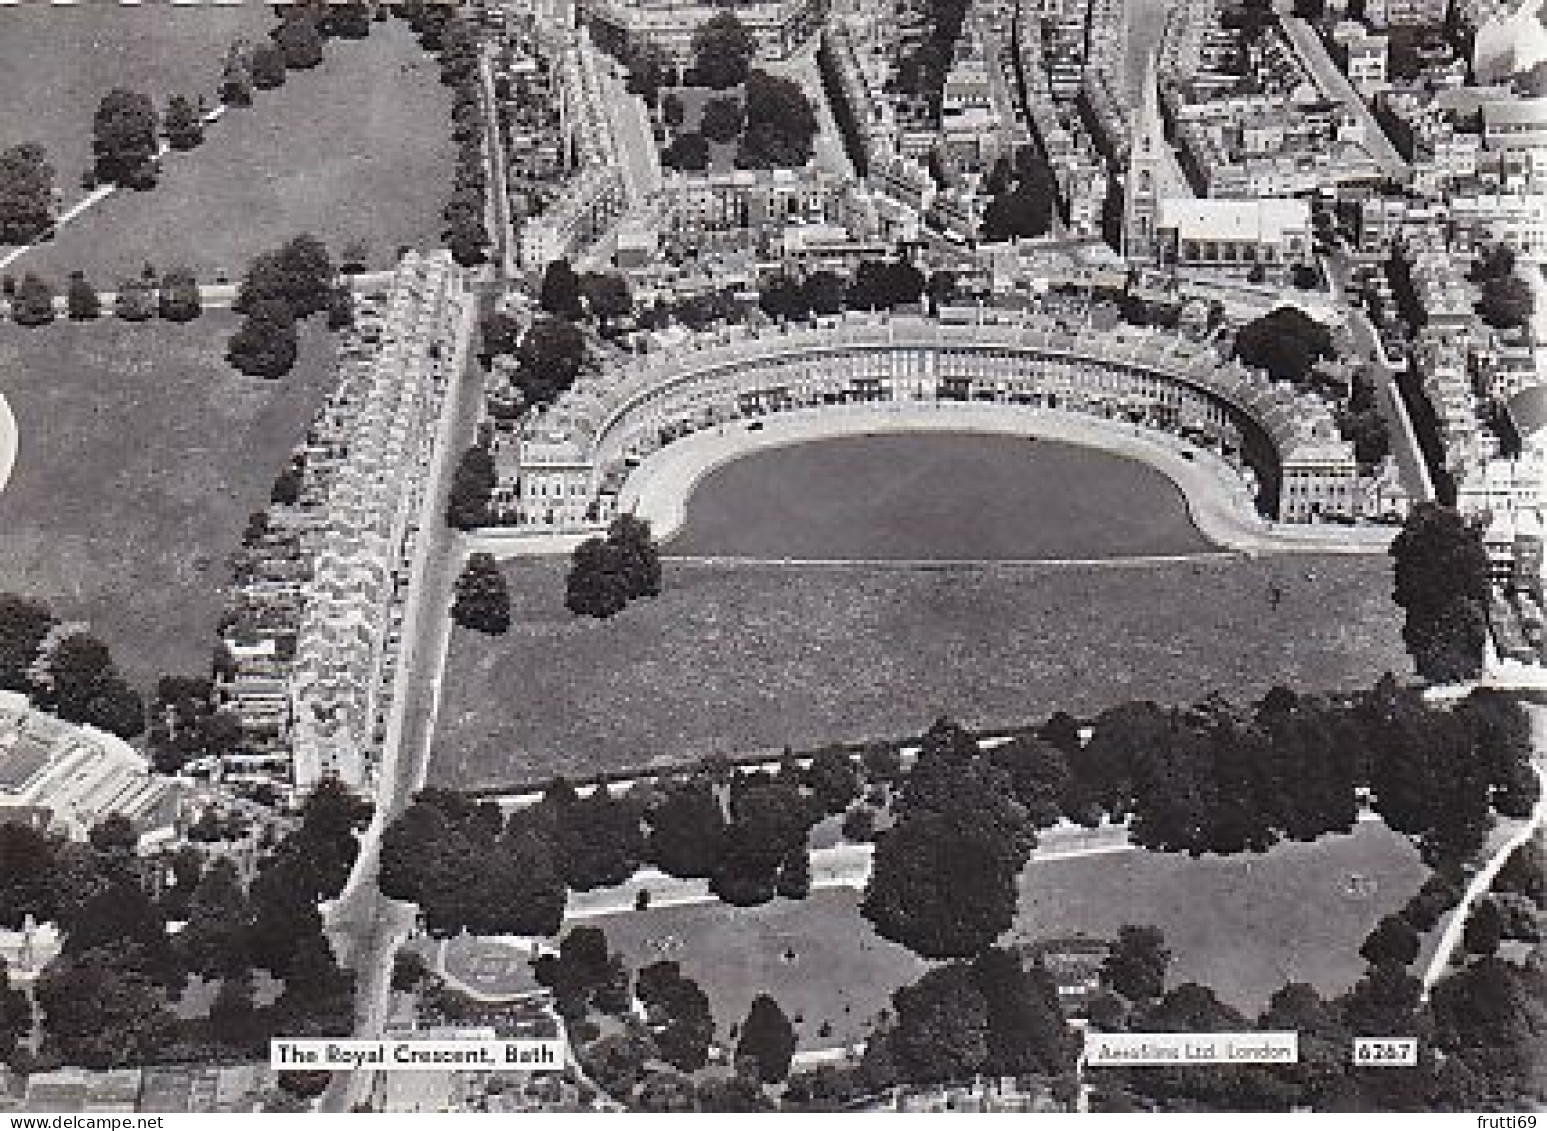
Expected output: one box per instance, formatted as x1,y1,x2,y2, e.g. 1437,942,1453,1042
736,994,797,1083
0,143,55,244
163,95,205,151
92,89,160,188
1232,306,1334,387
1390,503,1489,683
691,12,756,89
1102,925,1172,1002
539,258,585,321
451,552,512,635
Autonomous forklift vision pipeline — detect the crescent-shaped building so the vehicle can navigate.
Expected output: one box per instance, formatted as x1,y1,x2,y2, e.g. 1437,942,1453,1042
501,311,1389,531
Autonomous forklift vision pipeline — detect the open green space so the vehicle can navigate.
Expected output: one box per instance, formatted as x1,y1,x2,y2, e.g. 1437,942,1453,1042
665,433,1215,560
0,317,337,691
0,5,271,177
5,15,452,283
432,551,1407,790
445,822,1427,1050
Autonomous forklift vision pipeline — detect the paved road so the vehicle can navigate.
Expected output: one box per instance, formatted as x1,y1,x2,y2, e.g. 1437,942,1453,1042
319,291,481,1113
1340,291,1437,504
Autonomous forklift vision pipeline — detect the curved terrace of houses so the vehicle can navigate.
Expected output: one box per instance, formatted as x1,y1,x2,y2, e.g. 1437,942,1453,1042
516,312,1354,526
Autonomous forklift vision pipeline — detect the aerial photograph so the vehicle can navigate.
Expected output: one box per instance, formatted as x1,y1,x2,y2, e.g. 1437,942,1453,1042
0,0,1544,1117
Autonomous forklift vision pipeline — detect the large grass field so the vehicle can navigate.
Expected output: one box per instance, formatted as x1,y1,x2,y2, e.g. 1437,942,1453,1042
0,317,336,691
2,13,452,282
445,823,1427,1050
432,550,1407,789
665,434,1215,560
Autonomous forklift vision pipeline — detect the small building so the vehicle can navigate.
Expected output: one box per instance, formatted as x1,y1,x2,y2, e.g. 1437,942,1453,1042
1154,198,1312,269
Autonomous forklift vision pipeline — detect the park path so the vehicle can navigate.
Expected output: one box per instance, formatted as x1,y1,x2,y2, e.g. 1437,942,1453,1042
1418,742,1547,999
0,104,231,275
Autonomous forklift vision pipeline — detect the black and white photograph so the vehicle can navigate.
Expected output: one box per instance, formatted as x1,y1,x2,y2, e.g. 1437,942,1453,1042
0,0,1543,1118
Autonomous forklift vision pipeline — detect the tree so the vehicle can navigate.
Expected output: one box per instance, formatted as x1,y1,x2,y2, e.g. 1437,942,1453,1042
1232,306,1334,387
10,272,55,327
227,300,299,379
887,964,991,1086
803,748,861,815
0,143,55,244
661,91,686,129
177,858,251,979
982,160,1057,242
1390,503,1490,683
971,948,1077,1077
579,272,633,330
1102,925,1171,1002
1463,897,1504,957
566,537,632,619
274,12,326,70
1476,274,1533,330
35,945,177,1068
66,272,100,320
0,958,29,1064
0,594,54,694
163,95,204,151
737,994,796,1083
539,258,585,322
803,270,847,316
512,316,585,407
114,276,156,322
691,12,756,89
251,43,288,90
0,822,61,928
636,961,716,1072
37,632,143,739
92,89,159,189
700,96,745,143
446,445,497,529
157,267,201,322
235,236,334,320
451,553,511,634
1361,913,1421,969
607,514,661,600
759,273,811,322
220,41,256,106
737,70,819,169
662,131,711,172
645,778,726,879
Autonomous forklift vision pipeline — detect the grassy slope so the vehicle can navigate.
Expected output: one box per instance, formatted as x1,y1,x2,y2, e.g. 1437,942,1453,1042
433,552,1407,789
0,317,336,690
6,16,452,282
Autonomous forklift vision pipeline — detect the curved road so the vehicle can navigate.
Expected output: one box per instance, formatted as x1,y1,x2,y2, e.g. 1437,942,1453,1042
0,393,15,499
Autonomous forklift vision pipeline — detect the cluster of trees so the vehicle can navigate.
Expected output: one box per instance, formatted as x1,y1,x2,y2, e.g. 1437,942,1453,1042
480,310,586,411
0,144,55,245
565,515,663,619
446,443,497,529
737,70,819,170
861,719,1035,958
0,595,144,739
220,1,353,109
6,264,203,329
1390,502,1490,683
1472,244,1535,331
981,149,1058,243
758,258,939,322
401,4,490,266
1335,370,1392,473
689,13,756,90
451,552,511,635
227,234,335,378
1074,921,1547,1112
1231,305,1335,389
144,675,242,775
1,781,368,1070
379,745,866,935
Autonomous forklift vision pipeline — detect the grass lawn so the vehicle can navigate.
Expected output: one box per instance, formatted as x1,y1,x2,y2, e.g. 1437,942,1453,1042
665,434,1215,560
0,317,337,692
432,551,1407,790
461,823,1426,1050
6,16,453,283
590,888,925,1052
0,5,272,178
1012,821,1432,1016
